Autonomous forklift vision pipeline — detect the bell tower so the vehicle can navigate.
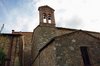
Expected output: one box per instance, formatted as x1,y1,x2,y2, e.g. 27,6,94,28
38,5,55,27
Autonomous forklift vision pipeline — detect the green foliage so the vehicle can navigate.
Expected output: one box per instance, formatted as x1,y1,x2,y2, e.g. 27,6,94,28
0,48,6,65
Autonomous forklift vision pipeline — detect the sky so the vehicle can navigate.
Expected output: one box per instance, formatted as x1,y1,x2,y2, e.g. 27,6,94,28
0,0,100,33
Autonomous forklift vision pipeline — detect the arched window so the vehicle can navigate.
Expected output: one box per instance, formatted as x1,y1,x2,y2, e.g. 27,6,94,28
48,14,51,23
43,13,47,23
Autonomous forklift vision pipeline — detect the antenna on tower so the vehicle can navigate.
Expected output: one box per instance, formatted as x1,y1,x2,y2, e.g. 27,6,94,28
0,24,4,34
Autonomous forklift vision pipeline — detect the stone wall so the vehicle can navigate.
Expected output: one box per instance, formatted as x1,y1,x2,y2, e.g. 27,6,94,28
0,34,23,66
54,31,100,66
13,31,33,66
31,26,56,66
39,41,56,66
31,24,100,66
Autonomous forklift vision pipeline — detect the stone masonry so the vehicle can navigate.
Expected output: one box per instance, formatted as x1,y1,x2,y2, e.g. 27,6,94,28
31,5,100,66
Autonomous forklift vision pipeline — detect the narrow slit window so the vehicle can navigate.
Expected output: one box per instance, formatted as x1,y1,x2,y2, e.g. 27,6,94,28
80,47,91,66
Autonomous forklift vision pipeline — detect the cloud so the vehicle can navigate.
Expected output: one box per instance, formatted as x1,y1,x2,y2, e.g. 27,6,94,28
65,16,82,28
0,0,39,33
36,0,100,32
0,0,100,33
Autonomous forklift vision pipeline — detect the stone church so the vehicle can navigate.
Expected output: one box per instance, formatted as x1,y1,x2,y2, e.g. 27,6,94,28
0,5,100,66
31,5,100,66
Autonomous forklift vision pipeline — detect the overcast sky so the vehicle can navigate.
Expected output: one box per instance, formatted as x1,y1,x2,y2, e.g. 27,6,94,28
0,0,100,33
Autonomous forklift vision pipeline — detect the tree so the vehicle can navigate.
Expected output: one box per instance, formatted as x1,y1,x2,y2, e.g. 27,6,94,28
0,48,6,66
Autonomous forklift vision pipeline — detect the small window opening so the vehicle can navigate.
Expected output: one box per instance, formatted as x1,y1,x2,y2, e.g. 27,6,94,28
48,20,51,23
48,14,51,23
43,13,47,23
43,19,46,23
80,47,91,66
